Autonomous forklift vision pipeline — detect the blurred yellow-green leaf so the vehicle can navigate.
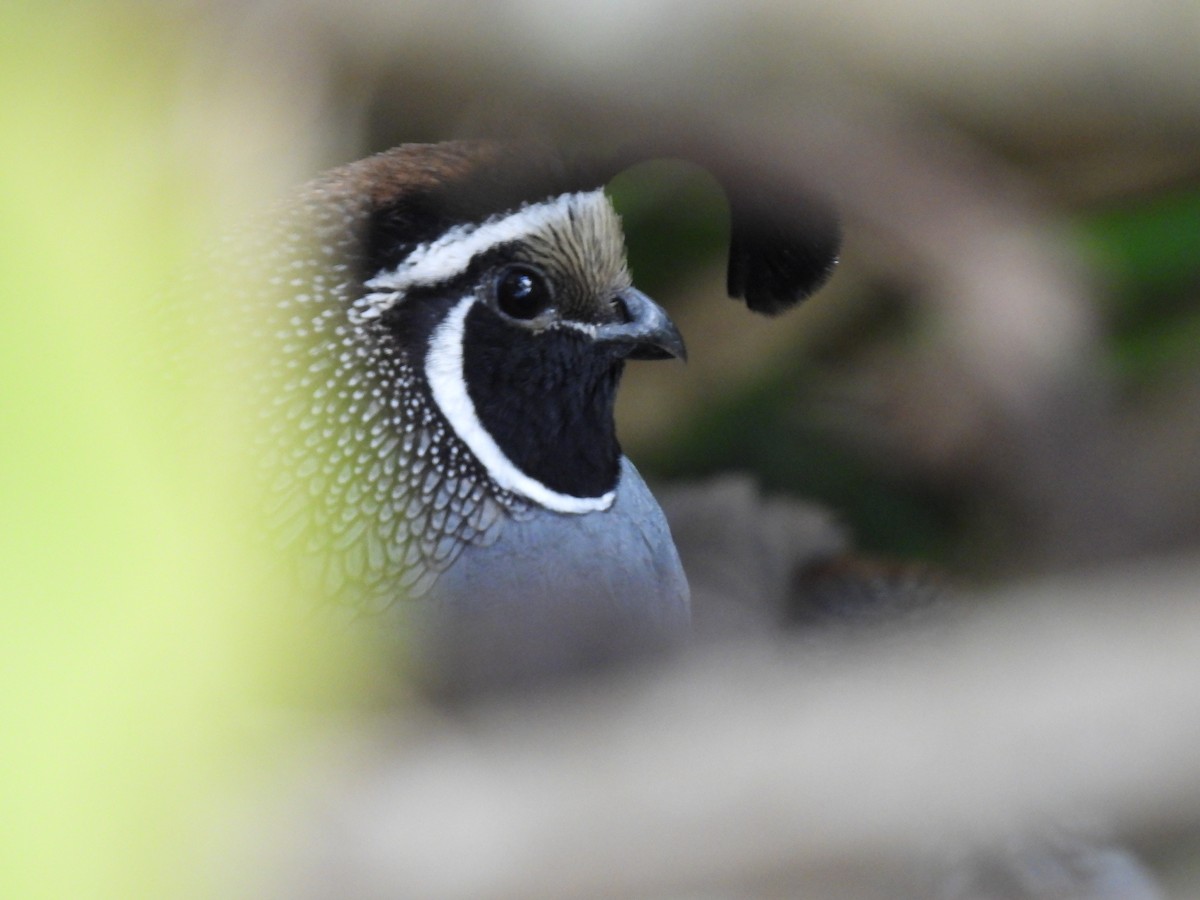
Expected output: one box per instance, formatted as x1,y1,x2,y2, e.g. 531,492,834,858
0,6,365,898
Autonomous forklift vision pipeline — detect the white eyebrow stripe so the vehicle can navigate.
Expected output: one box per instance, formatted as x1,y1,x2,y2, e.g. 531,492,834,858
362,190,609,312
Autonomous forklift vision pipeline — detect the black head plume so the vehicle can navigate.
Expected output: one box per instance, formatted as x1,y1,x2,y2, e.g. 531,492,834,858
586,143,841,316
724,185,841,315
328,140,840,316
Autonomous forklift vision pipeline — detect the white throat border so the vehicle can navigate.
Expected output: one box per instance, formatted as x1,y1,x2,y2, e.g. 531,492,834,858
425,294,616,515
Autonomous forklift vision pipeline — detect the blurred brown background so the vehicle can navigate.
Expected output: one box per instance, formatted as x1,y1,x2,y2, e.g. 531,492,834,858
224,0,1200,579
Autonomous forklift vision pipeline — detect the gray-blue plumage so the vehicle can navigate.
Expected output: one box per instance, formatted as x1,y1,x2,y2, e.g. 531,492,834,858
414,457,689,690
250,142,695,689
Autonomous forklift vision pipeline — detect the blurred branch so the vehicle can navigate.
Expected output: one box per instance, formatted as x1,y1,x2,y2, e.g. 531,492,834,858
269,557,1200,899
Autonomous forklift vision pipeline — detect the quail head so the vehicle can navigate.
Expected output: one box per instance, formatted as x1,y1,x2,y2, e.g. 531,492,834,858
250,141,838,692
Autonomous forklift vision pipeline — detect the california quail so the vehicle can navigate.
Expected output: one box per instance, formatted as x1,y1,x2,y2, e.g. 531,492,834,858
248,141,838,691
235,142,1163,896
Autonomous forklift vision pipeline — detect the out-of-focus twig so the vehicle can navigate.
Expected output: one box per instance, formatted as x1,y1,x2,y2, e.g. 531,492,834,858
263,557,1200,899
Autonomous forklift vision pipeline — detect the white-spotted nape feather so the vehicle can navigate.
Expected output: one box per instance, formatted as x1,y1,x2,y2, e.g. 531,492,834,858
425,295,617,514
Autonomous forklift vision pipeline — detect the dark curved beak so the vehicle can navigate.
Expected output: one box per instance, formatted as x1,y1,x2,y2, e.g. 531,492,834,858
594,288,687,362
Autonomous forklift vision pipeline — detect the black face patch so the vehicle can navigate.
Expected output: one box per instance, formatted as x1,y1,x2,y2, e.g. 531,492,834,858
460,303,623,499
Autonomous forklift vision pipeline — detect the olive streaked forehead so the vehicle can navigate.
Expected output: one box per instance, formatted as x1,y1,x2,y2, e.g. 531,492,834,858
506,196,631,320
361,190,631,318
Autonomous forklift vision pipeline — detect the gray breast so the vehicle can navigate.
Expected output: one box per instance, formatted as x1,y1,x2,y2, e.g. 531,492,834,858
408,457,690,694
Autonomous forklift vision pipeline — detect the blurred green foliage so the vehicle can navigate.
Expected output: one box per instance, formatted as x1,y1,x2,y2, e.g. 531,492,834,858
1078,189,1200,385
641,362,964,561
0,7,363,899
608,160,730,297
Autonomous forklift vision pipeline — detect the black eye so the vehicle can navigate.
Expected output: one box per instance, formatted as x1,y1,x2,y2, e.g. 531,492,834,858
495,265,552,320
